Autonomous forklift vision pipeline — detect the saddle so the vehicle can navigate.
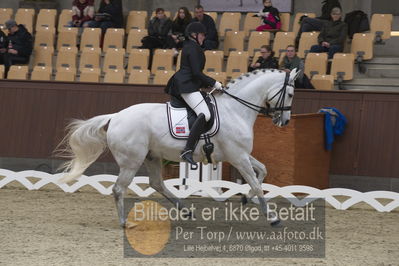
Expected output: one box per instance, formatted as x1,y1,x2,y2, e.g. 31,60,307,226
166,93,220,164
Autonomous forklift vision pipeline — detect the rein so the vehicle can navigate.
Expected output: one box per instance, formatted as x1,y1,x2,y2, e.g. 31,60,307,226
221,72,292,117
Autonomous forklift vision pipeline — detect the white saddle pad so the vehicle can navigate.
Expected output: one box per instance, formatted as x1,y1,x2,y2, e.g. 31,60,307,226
166,94,220,140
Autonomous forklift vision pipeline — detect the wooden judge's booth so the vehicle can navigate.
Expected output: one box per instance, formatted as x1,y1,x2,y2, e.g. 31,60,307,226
222,113,330,189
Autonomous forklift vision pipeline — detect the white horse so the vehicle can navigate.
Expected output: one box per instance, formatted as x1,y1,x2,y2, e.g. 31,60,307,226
58,69,299,227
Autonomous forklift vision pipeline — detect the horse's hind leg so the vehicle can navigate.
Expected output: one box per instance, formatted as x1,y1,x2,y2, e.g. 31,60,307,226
144,156,186,209
231,156,280,226
112,167,137,227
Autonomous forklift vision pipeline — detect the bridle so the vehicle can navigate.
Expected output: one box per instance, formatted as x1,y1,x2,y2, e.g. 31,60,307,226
221,71,293,117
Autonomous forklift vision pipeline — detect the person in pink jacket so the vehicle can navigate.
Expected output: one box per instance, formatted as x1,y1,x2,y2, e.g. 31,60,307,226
70,0,95,27
255,0,281,31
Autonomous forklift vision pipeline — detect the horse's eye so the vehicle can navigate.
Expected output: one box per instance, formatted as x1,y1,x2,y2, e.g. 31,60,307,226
288,93,293,98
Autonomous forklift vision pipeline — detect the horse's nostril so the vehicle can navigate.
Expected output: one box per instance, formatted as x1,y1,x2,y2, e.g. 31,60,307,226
285,119,290,126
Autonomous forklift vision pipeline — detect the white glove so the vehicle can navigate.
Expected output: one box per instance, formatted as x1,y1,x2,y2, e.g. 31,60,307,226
213,81,223,91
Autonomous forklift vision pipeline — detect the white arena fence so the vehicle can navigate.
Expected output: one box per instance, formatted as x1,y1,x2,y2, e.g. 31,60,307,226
0,168,399,213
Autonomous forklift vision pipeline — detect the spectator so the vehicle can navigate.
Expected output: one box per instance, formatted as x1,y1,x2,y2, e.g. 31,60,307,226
309,7,347,59
0,30,7,63
166,7,192,56
192,5,218,50
69,0,95,28
141,8,173,50
295,0,342,46
281,45,313,89
0,20,32,78
248,45,278,71
87,0,123,33
255,0,281,31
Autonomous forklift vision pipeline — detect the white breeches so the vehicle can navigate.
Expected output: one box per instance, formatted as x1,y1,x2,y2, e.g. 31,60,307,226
181,91,211,121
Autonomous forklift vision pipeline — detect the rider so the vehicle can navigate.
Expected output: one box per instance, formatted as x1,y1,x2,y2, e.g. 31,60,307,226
165,22,223,165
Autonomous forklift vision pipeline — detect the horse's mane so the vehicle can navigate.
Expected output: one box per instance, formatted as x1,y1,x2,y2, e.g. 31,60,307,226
225,69,285,92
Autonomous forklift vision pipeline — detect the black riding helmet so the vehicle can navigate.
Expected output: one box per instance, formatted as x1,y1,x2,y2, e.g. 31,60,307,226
185,22,207,44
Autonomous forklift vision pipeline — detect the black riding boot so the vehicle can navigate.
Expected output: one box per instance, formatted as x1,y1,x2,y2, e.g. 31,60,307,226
180,113,206,165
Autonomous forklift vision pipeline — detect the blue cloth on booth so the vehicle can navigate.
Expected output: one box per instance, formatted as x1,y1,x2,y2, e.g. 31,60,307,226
318,107,347,150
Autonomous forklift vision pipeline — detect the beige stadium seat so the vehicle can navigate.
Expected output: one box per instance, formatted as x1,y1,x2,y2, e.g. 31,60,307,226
58,9,73,32
0,8,13,16
205,71,227,85
176,51,182,71
80,28,101,50
153,70,175,85
126,29,147,52
204,50,224,72
223,31,245,56
128,69,150,84
55,67,76,82
311,74,334,90
31,66,52,81
218,12,241,37
33,46,54,67
0,13,11,28
226,51,249,79
103,48,125,72
15,8,35,33
103,28,125,52
252,51,261,62
34,28,55,49
247,31,271,57
0,25,6,35
331,53,355,88
273,31,295,57
151,49,174,73
278,51,286,67
79,47,101,69
204,12,217,22
243,13,260,37
126,10,147,31
104,69,125,83
292,12,316,35
304,53,328,78
36,9,57,32
370,14,393,41
7,65,29,80
79,68,100,82
351,33,374,61
57,27,78,50
127,48,149,72
298,31,319,58
280,13,291,32
56,47,78,69
0,65,4,79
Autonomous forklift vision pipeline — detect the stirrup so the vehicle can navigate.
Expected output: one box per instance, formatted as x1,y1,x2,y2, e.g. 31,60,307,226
180,150,197,166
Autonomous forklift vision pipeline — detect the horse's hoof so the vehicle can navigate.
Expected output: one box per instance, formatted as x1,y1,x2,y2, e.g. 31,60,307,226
241,195,248,205
270,219,282,228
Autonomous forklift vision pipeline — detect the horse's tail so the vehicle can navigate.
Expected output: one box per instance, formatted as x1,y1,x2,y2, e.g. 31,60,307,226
56,114,114,183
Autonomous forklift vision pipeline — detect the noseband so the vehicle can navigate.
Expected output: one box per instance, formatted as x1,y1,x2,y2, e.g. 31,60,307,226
221,72,293,117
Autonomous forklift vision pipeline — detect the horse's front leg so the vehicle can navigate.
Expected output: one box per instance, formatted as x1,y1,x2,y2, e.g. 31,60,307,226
231,156,280,227
246,155,267,199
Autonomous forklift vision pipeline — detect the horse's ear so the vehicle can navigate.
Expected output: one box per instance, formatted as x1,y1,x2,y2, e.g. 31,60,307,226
290,68,302,81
